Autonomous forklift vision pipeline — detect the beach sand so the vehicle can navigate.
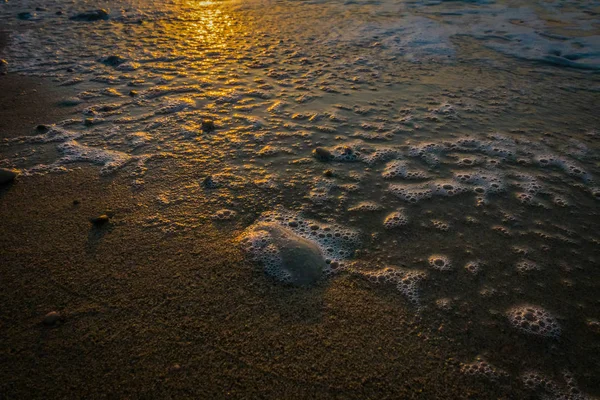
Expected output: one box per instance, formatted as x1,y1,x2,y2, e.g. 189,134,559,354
0,164,505,399
0,26,526,400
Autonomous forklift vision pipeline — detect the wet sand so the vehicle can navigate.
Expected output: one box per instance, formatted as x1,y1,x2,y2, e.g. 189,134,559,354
0,71,509,400
0,167,505,399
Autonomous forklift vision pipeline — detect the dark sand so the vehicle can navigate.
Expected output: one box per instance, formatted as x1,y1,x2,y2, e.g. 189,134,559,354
0,167,505,399
0,32,512,400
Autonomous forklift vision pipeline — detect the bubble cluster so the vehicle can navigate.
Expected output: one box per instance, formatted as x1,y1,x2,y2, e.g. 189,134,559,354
388,184,433,203
58,140,133,175
460,358,507,381
464,260,484,275
348,201,384,212
516,259,542,274
382,160,428,180
212,209,237,221
241,209,360,278
428,254,452,271
383,210,408,229
308,178,337,204
506,305,561,339
431,219,450,231
360,266,427,306
521,370,592,400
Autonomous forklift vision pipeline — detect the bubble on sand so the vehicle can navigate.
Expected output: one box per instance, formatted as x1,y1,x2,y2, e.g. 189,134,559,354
465,260,484,275
348,201,384,212
460,358,508,381
212,209,237,221
308,178,337,204
431,219,450,231
382,160,429,180
516,259,542,274
506,305,561,339
239,209,360,284
57,140,133,175
388,184,433,203
521,370,593,400
383,210,408,229
360,266,427,306
428,254,452,271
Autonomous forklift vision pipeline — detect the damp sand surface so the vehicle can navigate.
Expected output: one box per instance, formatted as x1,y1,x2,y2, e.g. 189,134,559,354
1,0,600,398
1,165,511,399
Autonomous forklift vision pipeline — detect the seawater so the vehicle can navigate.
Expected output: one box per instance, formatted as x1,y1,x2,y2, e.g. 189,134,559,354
1,0,599,397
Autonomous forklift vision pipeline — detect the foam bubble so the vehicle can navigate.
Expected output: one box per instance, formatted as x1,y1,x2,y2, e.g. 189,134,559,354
212,209,237,221
348,201,384,212
239,209,360,284
506,305,561,339
382,160,429,180
516,259,542,274
460,358,507,381
383,210,408,229
428,254,452,271
360,266,427,306
57,140,133,175
464,260,484,275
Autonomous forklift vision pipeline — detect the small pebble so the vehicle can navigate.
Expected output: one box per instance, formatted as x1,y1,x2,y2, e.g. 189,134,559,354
201,120,215,132
43,311,61,326
17,12,33,20
0,168,17,185
70,9,109,22
313,147,332,161
90,214,110,225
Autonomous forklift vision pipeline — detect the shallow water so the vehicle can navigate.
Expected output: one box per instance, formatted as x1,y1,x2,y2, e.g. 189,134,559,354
1,0,599,397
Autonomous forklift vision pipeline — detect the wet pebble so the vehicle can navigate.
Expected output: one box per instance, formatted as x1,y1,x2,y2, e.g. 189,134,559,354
43,311,62,326
70,9,110,22
313,147,333,161
17,12,33,20
90,214,110,225
0,168,18,185
100,55,126,67
201,120,215,132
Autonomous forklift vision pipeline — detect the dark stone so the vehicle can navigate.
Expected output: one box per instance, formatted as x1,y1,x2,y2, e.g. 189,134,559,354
100,55,126,67
323,169,334,177
201,120,215,132
43,311,62,326
70,9,110,22
129,90,138,97
0,168,17,185
313,147,333,161
36,124,49,132
202,175,216,188
17,12,33,20
90,215,110,225
35,7,47,11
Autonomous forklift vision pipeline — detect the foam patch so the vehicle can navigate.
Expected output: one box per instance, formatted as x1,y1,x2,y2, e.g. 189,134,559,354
239,209,360,284
506,305,561,339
